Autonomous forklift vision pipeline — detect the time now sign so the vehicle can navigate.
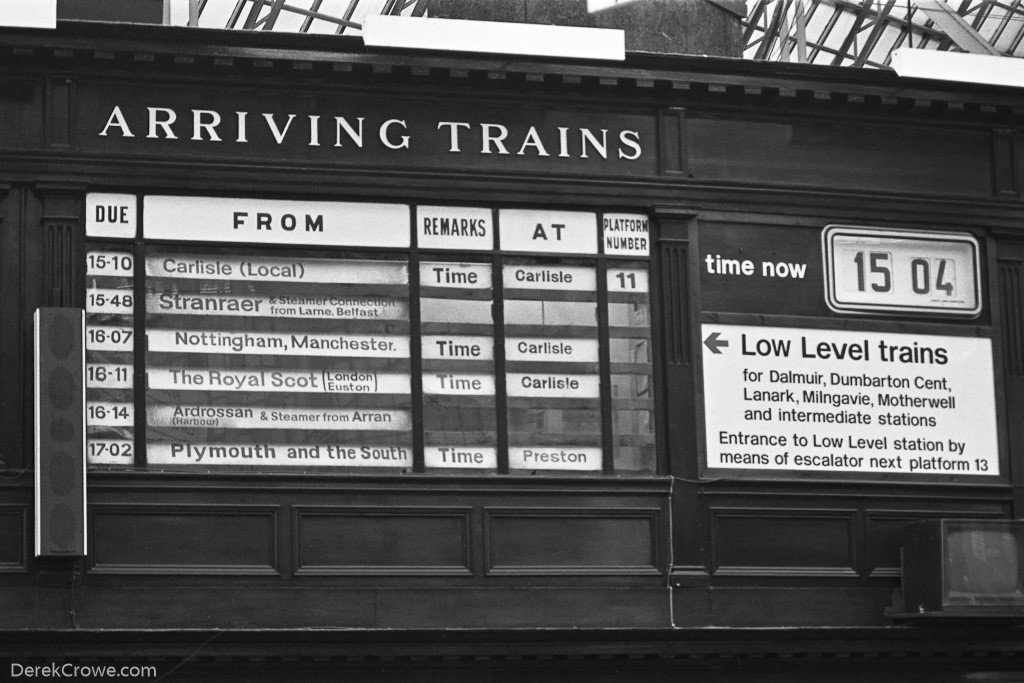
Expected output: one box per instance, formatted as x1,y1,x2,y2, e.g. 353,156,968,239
823,225,981,317
699,223,984,321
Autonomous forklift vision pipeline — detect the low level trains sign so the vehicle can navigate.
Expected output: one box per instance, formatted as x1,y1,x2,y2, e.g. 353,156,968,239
700,325,998,476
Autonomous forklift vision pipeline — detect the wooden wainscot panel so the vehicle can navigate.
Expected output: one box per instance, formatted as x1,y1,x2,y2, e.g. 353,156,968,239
0,76,43,150
293,506,472,576
866,509,1007,578
88,504,279,575
711,508,858,577
484,507,661,575
993,130,1018,197
686,116,992,198
0,506,28,572
658,107,686,176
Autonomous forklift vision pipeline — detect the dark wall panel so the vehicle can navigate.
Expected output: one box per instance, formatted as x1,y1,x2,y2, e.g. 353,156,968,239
46,78,73,150
678,586,894,627
0,189,25,470
89,504,279,575
375,586,670,628
687,117,993,197
0,506,27,572
64,585,670,629
993,131,1018,197
294,507,471,575
712,509,857,575
0,78,42,150
485,508,659,574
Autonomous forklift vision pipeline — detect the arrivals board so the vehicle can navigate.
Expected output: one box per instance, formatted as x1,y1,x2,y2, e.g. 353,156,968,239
85,195,654,474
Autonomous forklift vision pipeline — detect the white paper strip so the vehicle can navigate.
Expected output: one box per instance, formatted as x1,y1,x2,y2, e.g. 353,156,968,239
144,196,410,247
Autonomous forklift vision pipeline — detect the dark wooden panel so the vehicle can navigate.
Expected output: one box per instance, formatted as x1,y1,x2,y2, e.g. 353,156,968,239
294,506,471,576
0,189,25,470
46,78,72,149
41,192,83,308
660,238,691,365
654,219,703,568
866,509,1005,577
89,504,279,575
1000,261,1024,377
687,116,992,197
72,587,377,629
993,131,1018,197
376,586,671,628
65,585,670,629
658,108,686,175
0,78,42,150
485,508,659,574
676,586,894,627
712,509,857,575
0,507,27,572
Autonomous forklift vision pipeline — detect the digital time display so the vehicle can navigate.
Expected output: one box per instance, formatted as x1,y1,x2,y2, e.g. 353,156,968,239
823,226,981,317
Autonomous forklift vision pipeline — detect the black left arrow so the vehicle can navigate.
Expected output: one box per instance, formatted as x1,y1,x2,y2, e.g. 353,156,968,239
703,332,729,354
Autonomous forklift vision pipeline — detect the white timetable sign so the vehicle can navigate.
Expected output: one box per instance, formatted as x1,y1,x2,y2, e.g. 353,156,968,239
144,196,410,247
148,405,411,431
506,373,600,398
148,329,410,358
508,447,602,471
422,373,496,395
424,446,498,469
421,335,494,361
607,268,649,293
499,209,597,254
148,442,412,467
506,337,599,362
148,368,412,394
87,288,133,314
87,251,134,276
502,265,597,291
85,326,133,352
823,226,981,316
602,213,649,256
87,401,133,427
86,193,137,239
146,293,409,320
87,439,134,465
146,255,408,284
418,206,493,250
420,262,492,288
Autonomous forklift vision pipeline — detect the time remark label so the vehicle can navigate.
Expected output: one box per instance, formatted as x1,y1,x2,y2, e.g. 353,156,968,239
701,324,999,476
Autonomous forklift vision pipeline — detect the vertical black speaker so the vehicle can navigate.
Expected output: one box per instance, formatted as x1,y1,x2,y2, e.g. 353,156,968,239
34,307,86,557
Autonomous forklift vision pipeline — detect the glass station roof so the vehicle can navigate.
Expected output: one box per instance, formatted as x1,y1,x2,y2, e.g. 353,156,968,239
743,0,1024,66
183,0,1024,66
188,0,424,34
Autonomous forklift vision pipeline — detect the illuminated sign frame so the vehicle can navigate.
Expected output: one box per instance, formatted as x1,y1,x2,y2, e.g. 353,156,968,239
822,225,982,318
